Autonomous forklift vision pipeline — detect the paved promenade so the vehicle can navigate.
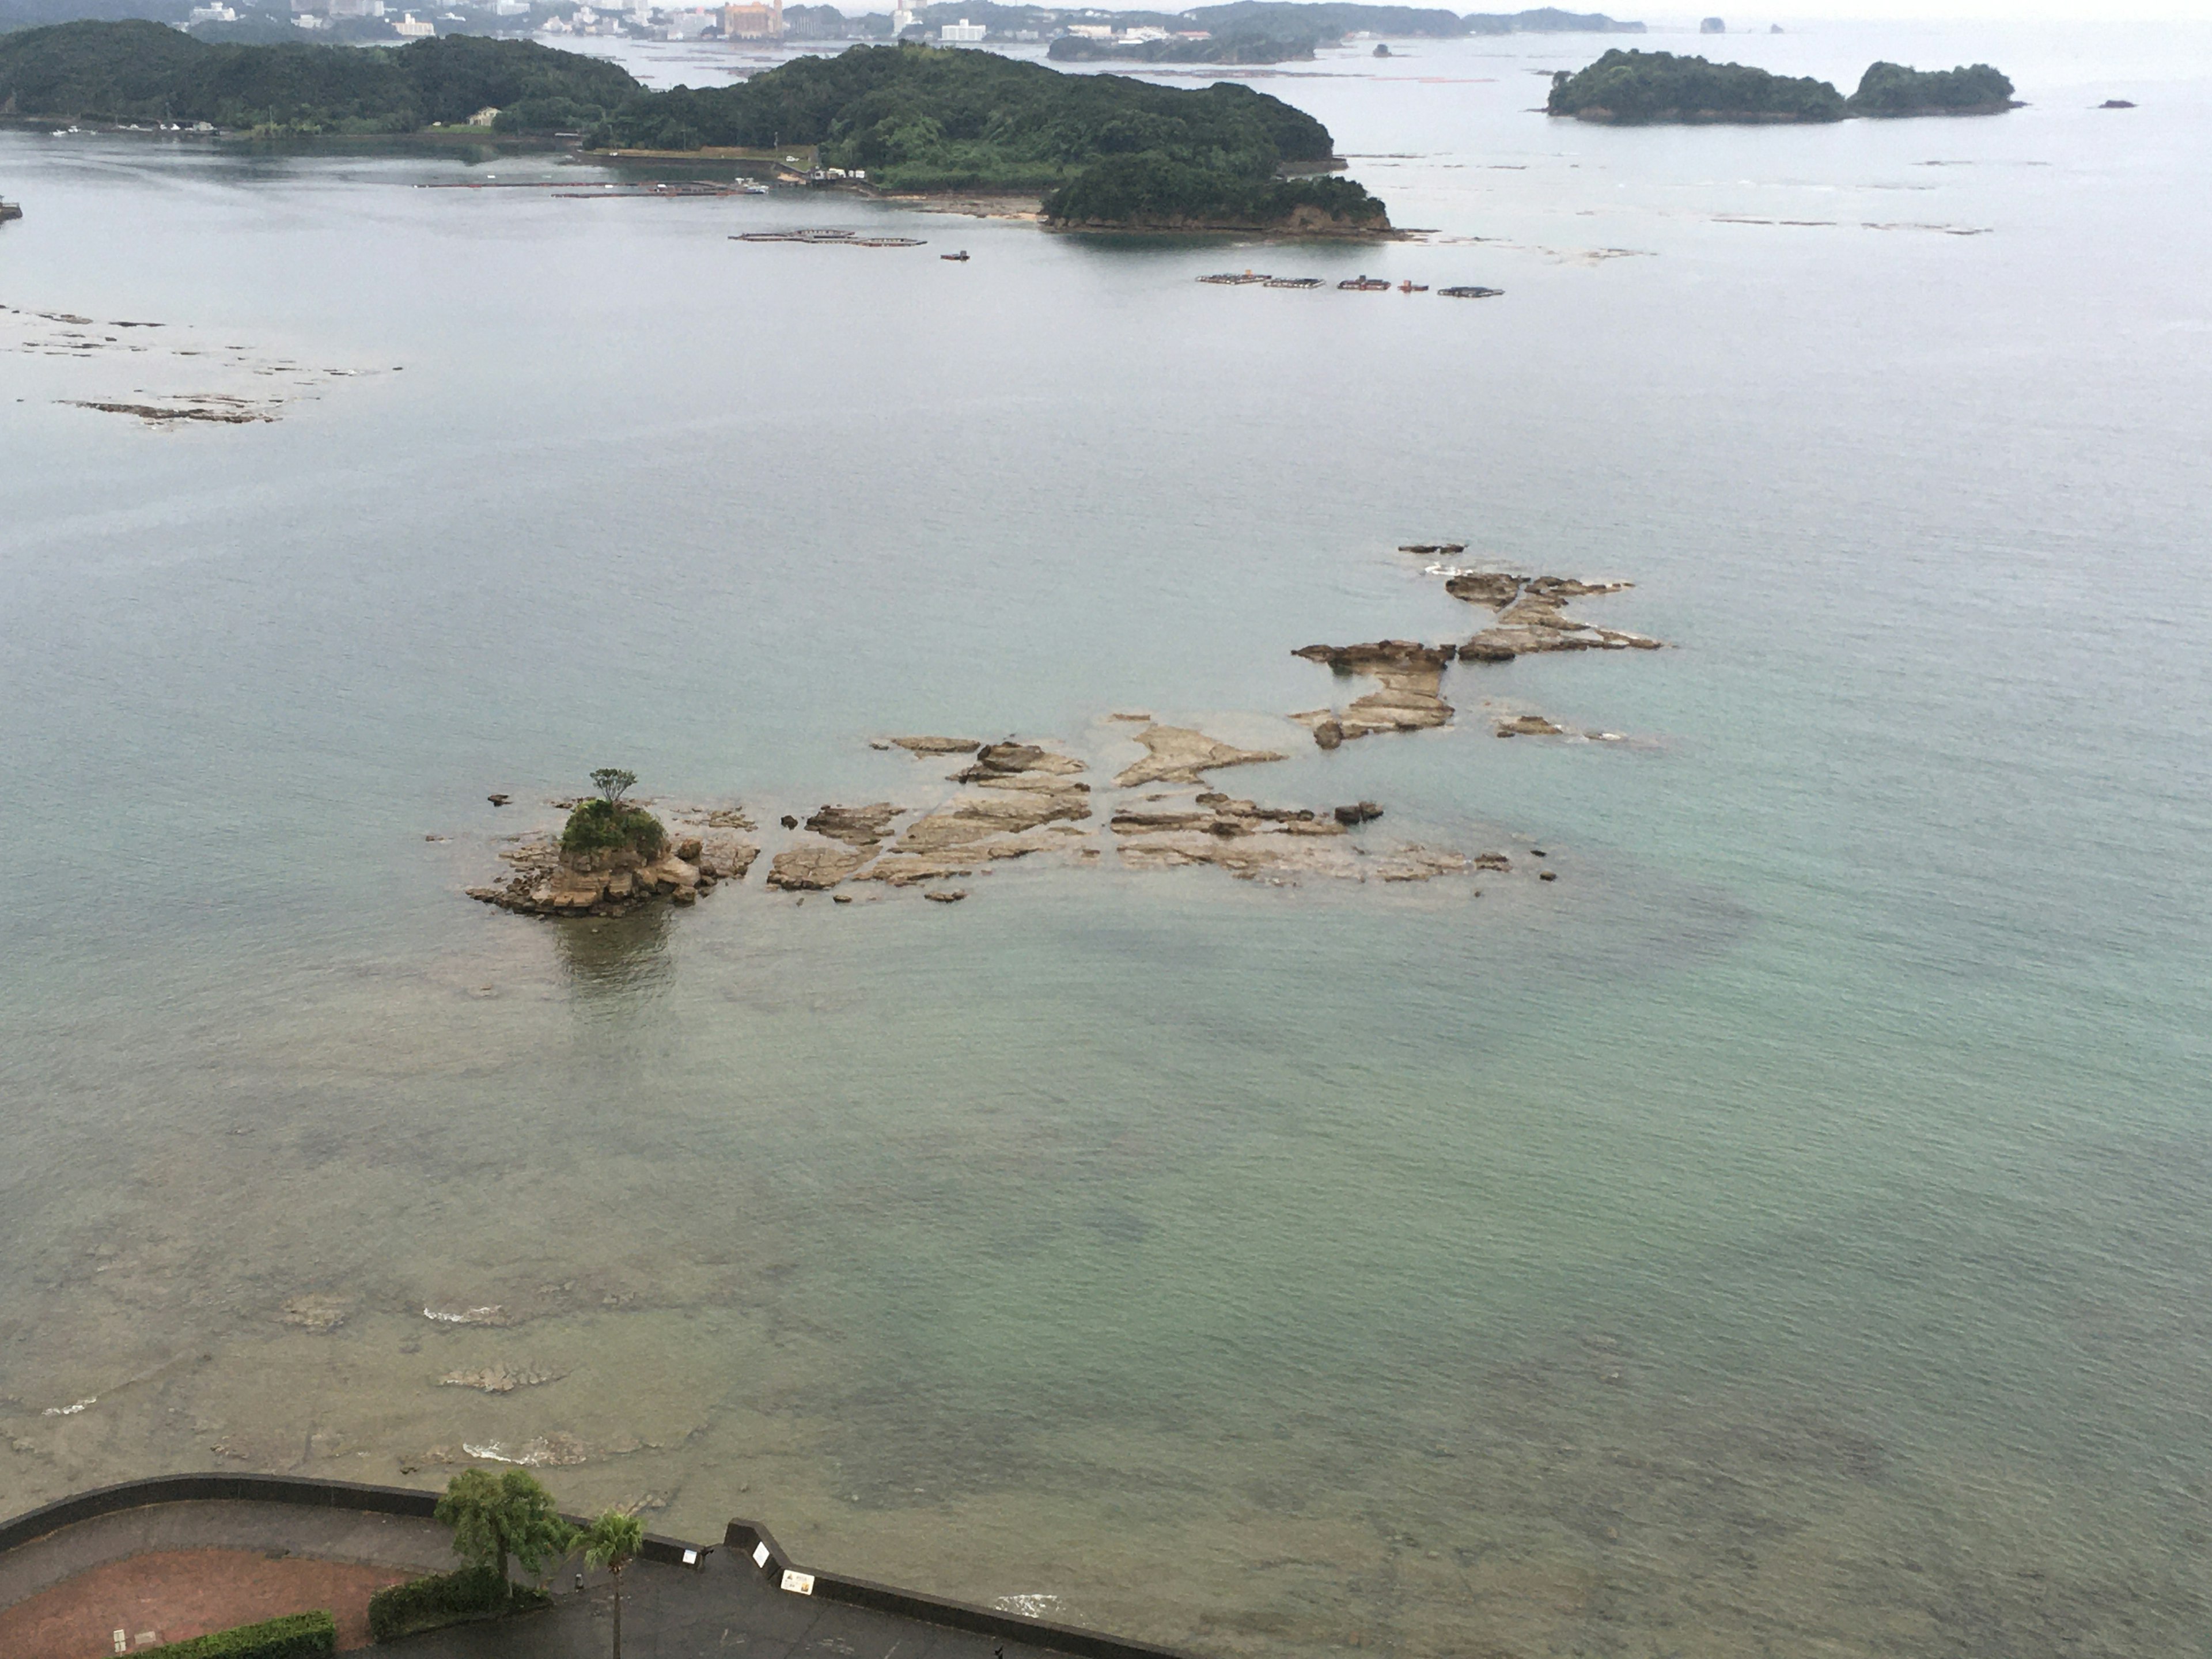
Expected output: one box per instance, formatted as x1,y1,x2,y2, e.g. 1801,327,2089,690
0,1499,1097,1659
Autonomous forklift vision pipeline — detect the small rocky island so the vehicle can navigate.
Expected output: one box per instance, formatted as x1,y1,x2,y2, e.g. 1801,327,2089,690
1547,49,2015,124
469,770,757,918
464,558,1664,915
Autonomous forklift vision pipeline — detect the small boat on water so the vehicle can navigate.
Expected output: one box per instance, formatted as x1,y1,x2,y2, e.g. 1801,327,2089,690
942,249,969,261
1338,275,1391,291
1438,285,1504,300
0,199,20,224
1397,280,1428,293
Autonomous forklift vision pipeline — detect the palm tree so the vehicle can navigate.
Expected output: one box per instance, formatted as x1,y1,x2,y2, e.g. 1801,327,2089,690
579,1509,646,1659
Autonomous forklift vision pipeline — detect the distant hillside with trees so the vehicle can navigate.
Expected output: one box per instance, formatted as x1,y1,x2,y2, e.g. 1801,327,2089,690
0,24,1384,229
601,43,1335,188
1048,32,1315,63
0,20,637,130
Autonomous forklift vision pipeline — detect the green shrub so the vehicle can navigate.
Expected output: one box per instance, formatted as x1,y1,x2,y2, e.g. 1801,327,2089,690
145,1610,335,1659
559,798,667,861
367,1566,547,1643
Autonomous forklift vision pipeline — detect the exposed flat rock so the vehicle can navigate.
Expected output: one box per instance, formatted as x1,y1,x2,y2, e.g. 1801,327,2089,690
694,832,760,881
853,854,975,887
1445,571,1660,658
891,736,981,754
1494,714,1567,737
955,742,1086,779
440,1362,564,1395
1290,641,1455,743
1118,825,1365,881
896,792,1090,851
280,1295,350,1332
1113,724,1287,787
1377,847,1472,881
805,802,903,846
766,843,873,891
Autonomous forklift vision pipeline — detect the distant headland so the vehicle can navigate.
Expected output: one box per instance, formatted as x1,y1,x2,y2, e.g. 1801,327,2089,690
1547,49,2017,124
0,24,1389,233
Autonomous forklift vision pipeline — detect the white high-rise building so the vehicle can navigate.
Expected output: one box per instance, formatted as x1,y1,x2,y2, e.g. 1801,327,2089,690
938,17,984,41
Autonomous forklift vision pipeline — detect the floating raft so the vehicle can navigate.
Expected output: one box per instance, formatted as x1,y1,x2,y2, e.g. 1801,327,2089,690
1198,271,1270,284
735,229,925,247
1338,276,1391,291
1264,276,1324,289
1438,285,1505,299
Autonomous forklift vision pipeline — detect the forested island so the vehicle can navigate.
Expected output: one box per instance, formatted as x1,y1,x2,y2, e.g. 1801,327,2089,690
1847,60,2016,116
0,20,634,131
1547,48,2015,124
0,24,1388,231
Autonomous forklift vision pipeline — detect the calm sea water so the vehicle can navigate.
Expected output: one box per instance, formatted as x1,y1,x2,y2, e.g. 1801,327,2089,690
4,20,2211,1657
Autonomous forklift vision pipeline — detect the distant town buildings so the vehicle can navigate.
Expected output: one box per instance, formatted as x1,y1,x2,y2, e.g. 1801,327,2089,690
721,0,783,37
938,17,985,42
392,12,434,33
187,2,236,20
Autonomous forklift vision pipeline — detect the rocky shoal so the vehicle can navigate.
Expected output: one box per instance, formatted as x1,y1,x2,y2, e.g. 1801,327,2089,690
464,558,1661,914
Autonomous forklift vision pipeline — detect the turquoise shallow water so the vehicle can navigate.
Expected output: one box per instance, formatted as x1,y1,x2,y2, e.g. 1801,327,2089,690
3,21,2211,1657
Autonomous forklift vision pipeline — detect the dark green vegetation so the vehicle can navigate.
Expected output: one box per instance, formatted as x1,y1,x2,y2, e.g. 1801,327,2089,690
370,1471,574,1642
145,1611,336,1659
1048,33,1315,63
1042,153,1386,232
561,796,668,860
1849,60,2015,115
1548,48,2017,124
366,1566,550,1643
604,44,1338,200
434,1467,579,1582
1547,48,1846,122
0,20,637,131
0,24,1376,226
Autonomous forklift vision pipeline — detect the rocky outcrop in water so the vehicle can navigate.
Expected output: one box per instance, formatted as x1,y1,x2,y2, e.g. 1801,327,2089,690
1113,725,1288,787
1447,572,1661,657
1290,641,1456,745
469,834,713,917
459,556,1655,913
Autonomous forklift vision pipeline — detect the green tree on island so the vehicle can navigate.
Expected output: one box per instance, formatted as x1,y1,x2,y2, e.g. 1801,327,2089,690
579,1509,646,1659
434,1468,576,1590
562,767,666,862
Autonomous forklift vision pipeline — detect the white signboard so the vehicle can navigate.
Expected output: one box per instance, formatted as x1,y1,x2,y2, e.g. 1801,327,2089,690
781,1570,817,1596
